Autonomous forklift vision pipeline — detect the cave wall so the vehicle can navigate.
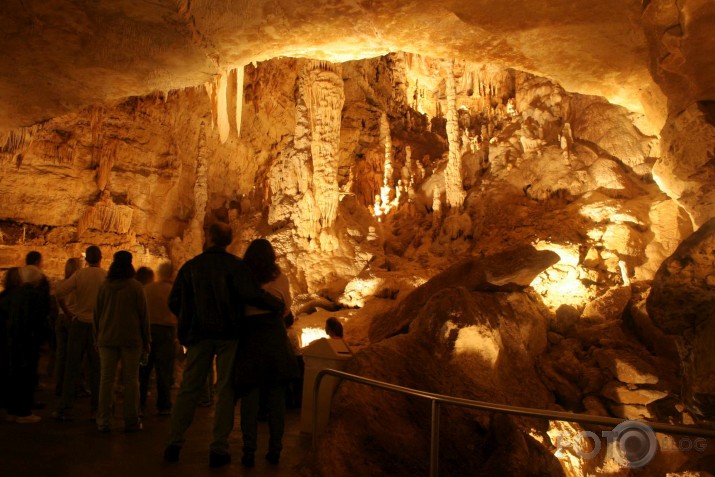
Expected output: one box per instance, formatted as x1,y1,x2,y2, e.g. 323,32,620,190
0,52,702,309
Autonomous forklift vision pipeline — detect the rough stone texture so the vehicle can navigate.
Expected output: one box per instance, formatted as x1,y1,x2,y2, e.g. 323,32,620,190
594,348,660,385
608,403,655,420
601,380,668,405
647,217,715,416
653,103,715,228
316,286,559,477
368,245,559,342
0,0,668,135
581,286,632,322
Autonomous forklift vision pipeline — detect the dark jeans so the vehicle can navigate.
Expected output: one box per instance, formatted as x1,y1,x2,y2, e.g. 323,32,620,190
139,325,176,411
241,383,287,455
7,350,39,417
54,316,69,396
58,321,99,413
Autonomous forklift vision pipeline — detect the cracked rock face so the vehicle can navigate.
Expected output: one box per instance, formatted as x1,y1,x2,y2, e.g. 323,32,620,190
647,217,715,417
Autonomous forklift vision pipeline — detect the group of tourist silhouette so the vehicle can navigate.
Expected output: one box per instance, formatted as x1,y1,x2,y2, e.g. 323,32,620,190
0,222,311,468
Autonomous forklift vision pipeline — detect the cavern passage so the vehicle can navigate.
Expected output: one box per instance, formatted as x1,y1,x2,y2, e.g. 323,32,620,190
1,0,715,475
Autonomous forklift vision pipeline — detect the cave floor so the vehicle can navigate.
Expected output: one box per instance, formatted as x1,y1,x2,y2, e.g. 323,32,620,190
0,352,312,477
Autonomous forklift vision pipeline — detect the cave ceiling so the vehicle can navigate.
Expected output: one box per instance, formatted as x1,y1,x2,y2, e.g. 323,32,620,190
2,0,711,135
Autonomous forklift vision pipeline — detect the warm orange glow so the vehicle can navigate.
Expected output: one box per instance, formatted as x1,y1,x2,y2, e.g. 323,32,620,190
530,241,592,310
301,327,329,347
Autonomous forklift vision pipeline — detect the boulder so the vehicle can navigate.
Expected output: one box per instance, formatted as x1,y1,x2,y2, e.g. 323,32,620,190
581,286,632,322
368,245,559,342
647,217,715,416
582,395,610,417
653,103,715,228
600,381,667,405
315,286,557,477
593,348,659,385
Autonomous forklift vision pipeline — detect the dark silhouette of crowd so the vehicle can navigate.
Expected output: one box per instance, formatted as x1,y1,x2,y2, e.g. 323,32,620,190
0,222,302,468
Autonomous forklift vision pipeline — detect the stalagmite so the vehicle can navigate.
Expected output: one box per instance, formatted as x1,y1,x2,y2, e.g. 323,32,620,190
193,122,208,248
176,121,210,258
304,63,345,229
444,61,465,208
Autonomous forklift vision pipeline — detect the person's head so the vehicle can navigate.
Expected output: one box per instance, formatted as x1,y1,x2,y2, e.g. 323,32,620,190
243,238,279,284
157,262,173,281
3,267,22,292
107,250,135,280
64,257,83,279
284,312,295,329
206,222,233,249
85,245,102,266
325,317,343,339
25,251,42,268
135,266,155,285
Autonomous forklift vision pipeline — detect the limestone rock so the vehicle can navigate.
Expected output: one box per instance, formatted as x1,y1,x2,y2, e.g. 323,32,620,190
582,395,610,417
594,348,659,385
647,217,715,416
551,305,580,334
569,95,657,169
581,286,632,322
653,103,715,228
608,403,655,420
316,286,556,476
629,302,679,367
601,381,667,405
368,245,559,342
635,197,693,280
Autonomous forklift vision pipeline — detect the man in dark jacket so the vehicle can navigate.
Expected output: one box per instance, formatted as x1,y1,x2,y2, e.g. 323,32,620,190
164,222,283,468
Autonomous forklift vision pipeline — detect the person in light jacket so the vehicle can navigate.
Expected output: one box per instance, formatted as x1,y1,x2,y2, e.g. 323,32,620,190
94,251,150,433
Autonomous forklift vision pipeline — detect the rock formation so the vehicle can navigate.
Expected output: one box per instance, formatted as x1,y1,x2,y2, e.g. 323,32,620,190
647,218,715,418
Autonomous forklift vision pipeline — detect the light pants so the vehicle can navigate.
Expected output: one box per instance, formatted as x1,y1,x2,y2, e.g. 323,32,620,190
97,346,142,428
166,339,238,455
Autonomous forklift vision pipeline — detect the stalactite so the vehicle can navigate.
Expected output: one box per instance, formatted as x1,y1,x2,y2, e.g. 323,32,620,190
204,81,217,130
77,191,133,236
234,66,244,138
1,125,39,158
96,139,117,191
90,106,104,166
216,71,230,143
444,61,465,208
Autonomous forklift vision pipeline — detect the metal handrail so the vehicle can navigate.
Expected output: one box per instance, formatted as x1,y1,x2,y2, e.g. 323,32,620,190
312,368,715,477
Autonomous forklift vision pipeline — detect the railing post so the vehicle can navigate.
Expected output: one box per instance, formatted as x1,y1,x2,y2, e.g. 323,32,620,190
430,399,440,477
312,370,324,451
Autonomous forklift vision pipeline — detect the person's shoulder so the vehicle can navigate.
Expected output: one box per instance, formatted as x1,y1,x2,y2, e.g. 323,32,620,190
81,266,106,277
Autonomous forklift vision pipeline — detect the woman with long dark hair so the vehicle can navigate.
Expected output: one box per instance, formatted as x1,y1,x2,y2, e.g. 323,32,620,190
94,251,150,432
235,239,297,467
